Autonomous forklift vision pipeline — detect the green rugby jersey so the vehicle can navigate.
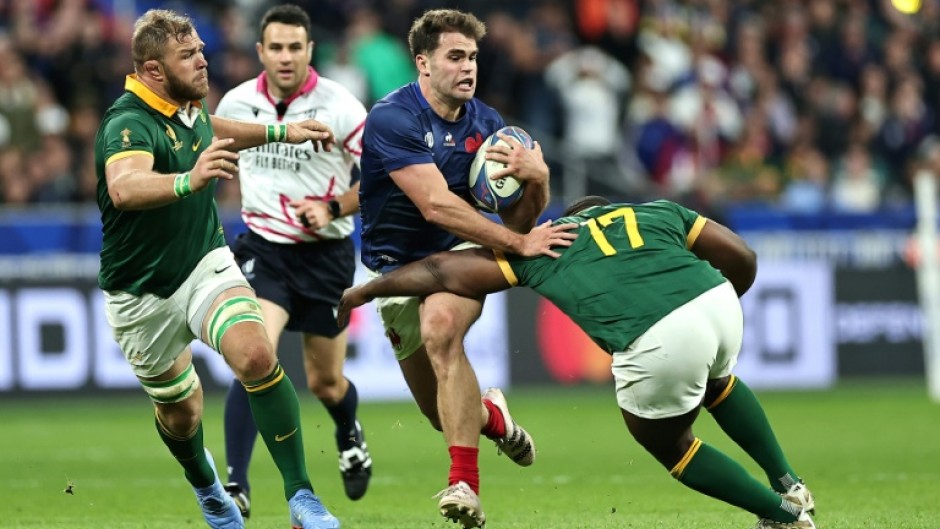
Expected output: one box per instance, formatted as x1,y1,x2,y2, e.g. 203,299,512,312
496,200,726,353
95,75,223,297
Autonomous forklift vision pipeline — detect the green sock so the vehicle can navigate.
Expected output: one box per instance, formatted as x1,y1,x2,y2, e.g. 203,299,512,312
674,440,799,522
707,376,800,492
245,363,312,500
155,417,214,489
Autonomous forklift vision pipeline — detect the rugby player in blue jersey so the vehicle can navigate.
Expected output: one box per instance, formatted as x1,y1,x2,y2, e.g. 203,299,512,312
358,8,576,528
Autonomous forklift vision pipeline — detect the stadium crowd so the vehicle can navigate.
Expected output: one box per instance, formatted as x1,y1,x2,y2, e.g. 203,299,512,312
0,0,936,216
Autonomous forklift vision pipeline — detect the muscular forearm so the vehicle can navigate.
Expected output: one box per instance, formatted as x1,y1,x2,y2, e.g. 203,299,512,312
365,250,501,300
363,258,450,300
210,115,269,151
422,192,524,253
109,170,186,210
499,179,549,233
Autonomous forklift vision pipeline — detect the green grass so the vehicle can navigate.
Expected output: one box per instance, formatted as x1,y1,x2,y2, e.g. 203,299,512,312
2,380,939,528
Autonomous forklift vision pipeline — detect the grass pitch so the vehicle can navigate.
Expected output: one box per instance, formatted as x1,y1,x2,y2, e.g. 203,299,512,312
1,379,938,528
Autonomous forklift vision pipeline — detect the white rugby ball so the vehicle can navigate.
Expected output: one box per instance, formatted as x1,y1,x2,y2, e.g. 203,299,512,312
468,126,533,213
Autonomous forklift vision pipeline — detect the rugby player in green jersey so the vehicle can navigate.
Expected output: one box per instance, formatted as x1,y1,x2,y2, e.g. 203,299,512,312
95,9,339,529
337,196,817,529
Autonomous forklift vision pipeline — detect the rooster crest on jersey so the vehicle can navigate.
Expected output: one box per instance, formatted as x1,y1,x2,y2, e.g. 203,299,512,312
467,126,533,213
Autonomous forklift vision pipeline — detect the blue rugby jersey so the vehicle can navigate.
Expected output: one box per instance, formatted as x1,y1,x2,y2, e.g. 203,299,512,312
359,82,504,272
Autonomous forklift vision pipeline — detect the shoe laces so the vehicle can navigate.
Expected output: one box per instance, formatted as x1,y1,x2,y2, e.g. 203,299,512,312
496,426,531,458
292,493,330,518
197,492,229,515
433,482,476,502
339,443,372,472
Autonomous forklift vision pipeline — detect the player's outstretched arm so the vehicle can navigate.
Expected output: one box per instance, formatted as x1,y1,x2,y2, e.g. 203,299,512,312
690,220,757,296
336,249,510,327
209,115,334,152
105,137,239,210
391,164,577,257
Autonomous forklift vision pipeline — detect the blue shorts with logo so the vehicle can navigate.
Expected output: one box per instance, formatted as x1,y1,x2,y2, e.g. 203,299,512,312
232,230,355,337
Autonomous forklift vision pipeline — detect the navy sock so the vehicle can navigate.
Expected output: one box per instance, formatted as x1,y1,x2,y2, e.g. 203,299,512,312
325,379,360,450
223,378,257,491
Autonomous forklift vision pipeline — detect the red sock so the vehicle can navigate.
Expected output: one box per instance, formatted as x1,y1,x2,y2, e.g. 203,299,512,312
448,445,480,494
481,399,506,440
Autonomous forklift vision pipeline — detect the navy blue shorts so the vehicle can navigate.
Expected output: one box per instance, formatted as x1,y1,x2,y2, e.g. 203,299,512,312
231,230,355,337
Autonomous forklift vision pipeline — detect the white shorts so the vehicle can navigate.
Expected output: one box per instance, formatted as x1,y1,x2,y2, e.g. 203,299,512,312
612,281,742,419
104,246,250,378
369,241,480,361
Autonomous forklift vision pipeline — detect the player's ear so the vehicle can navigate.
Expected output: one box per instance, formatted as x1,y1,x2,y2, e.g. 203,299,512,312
143,59,163,80
416,54,430,76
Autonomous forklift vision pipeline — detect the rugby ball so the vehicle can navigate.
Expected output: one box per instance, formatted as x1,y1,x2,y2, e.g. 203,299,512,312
468,126,534,213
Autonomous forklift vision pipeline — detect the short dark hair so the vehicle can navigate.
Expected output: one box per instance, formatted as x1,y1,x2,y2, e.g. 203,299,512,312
260,4,312,43
563,196,611,217
407,9,486,57
132,9,195,71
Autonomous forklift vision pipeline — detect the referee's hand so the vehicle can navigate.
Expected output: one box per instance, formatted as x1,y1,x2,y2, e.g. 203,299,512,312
286,119,335,153
291,198,332,230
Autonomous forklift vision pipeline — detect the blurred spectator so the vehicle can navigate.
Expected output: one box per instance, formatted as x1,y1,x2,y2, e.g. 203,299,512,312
0,147,29,204
546,45,632,195
0,0,937,214
669,56,743,184
877,74,932,189
858,64,888,131
629,79,685,191
710,111,780,207
513,1,576,134
574,0,639,63
475,11,520,117
319,40,369,105
637,7,692,91
780,145,830,214
346,7,414,105
829,15,874,85
0,36,43,151
922,39,940,116
831,142,883,212
31,135,75,203
812,80,855,159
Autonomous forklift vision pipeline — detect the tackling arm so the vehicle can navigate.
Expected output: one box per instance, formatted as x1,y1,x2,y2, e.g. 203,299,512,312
391,164,577,257
336,248,511,327
690,220,758,297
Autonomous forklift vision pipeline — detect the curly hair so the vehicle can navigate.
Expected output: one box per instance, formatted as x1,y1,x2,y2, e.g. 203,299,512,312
407,9,486,57
131,9,196,71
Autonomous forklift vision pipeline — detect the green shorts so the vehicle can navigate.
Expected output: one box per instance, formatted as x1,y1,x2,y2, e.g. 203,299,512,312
103,246,250,377
368,241,480,361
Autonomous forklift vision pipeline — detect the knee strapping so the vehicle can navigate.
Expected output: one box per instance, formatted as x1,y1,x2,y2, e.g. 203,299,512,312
207,296,263,351
141,364,201,403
